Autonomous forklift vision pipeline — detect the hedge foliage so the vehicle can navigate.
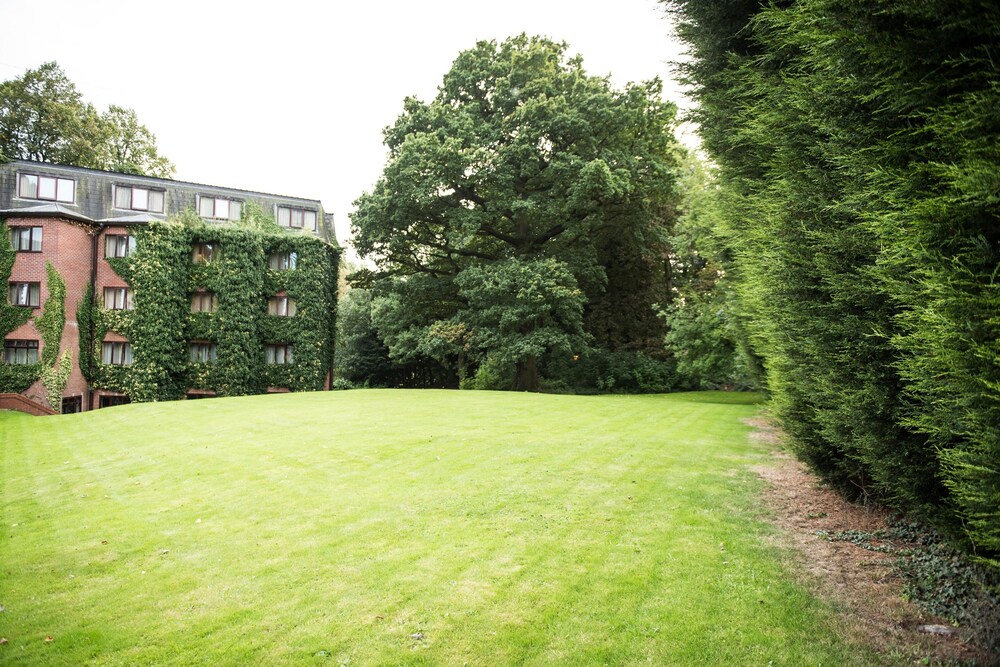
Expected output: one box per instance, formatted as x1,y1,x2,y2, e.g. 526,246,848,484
81,209,339,401
666,0,1000,561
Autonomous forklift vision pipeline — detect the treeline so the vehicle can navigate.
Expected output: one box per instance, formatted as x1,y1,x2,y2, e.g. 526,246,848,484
665,0,999,561
337,35,755,395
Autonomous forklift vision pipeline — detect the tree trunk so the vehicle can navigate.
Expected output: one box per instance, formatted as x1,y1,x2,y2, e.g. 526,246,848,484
514,356,539,392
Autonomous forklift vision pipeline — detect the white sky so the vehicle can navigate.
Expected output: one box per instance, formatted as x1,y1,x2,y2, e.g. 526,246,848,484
0,0,690,256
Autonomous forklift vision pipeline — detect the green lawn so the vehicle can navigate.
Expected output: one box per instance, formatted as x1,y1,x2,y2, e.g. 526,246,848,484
1,390,876,665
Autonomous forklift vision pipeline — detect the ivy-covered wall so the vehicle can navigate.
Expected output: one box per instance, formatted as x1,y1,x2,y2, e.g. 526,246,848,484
1,223,70,405
79,211,339,402
0,222,37,392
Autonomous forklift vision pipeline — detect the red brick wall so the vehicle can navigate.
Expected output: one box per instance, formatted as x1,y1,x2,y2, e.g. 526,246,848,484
6,216,96,410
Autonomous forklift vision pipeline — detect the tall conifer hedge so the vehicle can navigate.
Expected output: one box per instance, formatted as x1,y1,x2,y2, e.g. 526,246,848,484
666,0,999,560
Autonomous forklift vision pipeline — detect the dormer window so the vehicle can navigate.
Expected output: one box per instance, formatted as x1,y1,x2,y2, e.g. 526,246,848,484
18,173,75,203
114,185,165,213
276,206,317,231
198,196,240,221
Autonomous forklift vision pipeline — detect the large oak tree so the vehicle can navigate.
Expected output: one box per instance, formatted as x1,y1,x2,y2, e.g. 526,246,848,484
351,35,680,391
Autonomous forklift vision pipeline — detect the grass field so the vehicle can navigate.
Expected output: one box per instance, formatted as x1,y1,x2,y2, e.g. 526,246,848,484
1,390,877,665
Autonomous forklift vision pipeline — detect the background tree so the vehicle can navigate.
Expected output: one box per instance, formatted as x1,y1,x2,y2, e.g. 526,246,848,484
100,105,174,178
0,62,174,177
352,35,681,391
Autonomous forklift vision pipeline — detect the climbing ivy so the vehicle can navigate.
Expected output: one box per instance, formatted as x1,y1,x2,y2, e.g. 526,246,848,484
40,350,72,410
81,209,339,401
0,222,36,393
35,262,66,367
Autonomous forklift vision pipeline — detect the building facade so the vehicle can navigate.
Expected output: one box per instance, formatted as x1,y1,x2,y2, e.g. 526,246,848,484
1,160,339,413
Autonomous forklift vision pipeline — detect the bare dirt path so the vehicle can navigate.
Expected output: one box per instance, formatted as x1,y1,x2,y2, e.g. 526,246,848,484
746,417,992,665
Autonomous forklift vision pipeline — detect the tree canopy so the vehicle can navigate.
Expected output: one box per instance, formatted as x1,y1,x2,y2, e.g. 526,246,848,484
0,62,174,177
351,34,681,391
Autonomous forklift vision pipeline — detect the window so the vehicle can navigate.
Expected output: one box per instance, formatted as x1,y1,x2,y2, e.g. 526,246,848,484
103,287,134,310
9,226,42,252
105,234,136,258
9,282,40,308
190,291,218,313
277,206,317,231
61,396,82,414
265,343,293,365
268,295,296,317
99,394,130,408
3,339,39,364
189,341,217,363
102,341,133,365
114,185,165,213
18,173,75,203
192,243,218,264
268,251,297,271
198,196,241,221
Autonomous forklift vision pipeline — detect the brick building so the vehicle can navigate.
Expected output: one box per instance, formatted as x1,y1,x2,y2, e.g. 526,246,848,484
1,159,339,413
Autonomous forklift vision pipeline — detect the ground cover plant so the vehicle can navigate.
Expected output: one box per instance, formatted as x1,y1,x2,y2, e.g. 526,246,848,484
2,390,881,665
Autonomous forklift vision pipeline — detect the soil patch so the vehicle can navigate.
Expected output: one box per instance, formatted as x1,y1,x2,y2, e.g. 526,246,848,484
746,417,993,665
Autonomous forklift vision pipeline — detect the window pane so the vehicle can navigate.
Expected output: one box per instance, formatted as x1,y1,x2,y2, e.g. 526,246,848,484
105,236,116,257
149,190,164,213
102,343,112,364
123,343,132,365
291,209,303,228
132,188,149,210
278,207,290,226
229,201,240,221
127,289,135,310
19,174,38,199
287,299,296,316
30,227,41,252
286,346,293,364
266,346,275,364
30,283,39,306
26,344,38,364
38,176,56,200
199,196,214,217
305,211,317,230
115,186,131,209
215,199,229,220
56,178,74,203
127,236,136,255
289,252,297,269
